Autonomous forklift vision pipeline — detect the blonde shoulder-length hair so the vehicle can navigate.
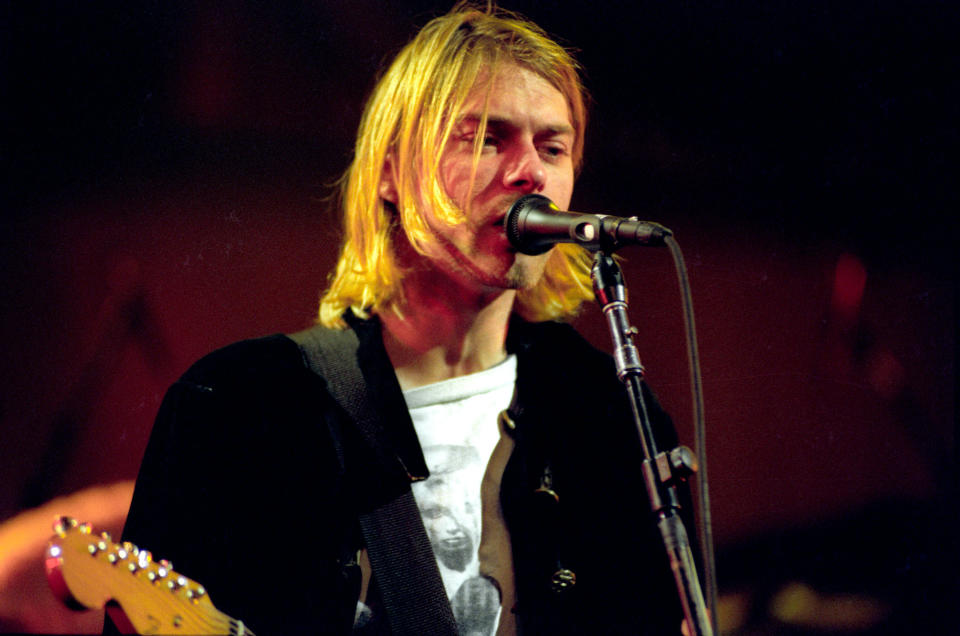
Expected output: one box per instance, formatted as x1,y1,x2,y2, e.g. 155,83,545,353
318,3,594,328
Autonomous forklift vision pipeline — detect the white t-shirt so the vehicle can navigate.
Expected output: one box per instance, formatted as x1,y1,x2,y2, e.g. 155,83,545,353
403,355,517,636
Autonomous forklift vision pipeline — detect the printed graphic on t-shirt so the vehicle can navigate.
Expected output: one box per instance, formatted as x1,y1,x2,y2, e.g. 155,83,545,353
414,444,500,635
403,355,517,636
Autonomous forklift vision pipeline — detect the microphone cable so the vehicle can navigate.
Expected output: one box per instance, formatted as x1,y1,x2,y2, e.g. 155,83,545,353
664,234,718,636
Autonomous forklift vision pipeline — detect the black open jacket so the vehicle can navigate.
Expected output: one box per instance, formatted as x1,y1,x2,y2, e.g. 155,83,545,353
117,314,690,634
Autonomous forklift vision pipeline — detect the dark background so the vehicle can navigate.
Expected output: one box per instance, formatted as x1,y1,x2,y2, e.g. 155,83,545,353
1,1,956,633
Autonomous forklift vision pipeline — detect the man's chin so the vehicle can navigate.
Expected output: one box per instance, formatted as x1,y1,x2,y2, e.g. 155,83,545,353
504,255,550,291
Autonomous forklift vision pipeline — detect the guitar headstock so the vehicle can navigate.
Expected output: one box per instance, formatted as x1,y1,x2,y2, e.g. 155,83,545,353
45,516,243,635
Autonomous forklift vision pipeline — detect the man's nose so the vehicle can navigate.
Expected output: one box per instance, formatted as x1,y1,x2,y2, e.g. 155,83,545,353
503,143,546,193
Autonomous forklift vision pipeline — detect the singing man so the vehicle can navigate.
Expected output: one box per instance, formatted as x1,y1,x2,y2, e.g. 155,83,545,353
117,4,689,634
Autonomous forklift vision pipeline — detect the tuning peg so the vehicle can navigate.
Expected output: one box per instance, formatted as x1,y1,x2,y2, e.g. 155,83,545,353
167,575,187,592
150,559,172,582
124,548,152,574
53,516,77,537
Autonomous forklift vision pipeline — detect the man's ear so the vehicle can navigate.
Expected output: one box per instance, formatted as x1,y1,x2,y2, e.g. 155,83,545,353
378,152,398,206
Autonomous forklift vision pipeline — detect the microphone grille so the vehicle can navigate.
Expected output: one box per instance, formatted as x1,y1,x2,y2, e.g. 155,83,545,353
506,194,553,255
505,197,528,246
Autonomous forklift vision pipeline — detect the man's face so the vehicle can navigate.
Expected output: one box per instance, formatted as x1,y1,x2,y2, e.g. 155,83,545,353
410,64,576,294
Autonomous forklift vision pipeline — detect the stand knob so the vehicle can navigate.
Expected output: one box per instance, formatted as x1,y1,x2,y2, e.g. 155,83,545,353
655,446,699,485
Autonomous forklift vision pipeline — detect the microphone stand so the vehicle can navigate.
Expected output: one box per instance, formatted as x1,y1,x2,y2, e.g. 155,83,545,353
591,252,713,636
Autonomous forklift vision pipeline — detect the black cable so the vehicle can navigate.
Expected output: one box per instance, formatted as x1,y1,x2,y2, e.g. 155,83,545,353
665,235,718,635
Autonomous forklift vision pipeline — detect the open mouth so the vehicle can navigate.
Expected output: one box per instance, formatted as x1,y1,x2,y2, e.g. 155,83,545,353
441,536,467,550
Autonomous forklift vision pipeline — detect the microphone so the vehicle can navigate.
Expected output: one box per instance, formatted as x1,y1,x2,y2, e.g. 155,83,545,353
504,194,672,255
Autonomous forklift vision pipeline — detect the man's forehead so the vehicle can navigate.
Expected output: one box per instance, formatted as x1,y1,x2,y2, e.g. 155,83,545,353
453,70,574,135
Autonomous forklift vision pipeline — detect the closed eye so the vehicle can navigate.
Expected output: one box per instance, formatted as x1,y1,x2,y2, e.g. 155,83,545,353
539,143,569,160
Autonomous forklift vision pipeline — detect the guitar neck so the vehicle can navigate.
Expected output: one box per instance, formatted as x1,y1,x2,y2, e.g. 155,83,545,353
46,517,254,636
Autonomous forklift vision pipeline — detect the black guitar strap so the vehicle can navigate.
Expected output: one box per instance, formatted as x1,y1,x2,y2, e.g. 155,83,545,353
290,324,458,636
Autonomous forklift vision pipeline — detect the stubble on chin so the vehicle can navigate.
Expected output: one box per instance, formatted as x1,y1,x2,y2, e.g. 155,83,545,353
504,252,551,291
411,223,552,294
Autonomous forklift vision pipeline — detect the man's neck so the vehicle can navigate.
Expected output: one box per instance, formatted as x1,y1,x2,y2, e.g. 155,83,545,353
378,274,516,391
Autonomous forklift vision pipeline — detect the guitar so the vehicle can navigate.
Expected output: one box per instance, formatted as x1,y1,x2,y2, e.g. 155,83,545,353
45,516,254,635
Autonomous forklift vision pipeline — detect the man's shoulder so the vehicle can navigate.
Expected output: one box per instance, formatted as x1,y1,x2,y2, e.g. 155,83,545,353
178,332,307,390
